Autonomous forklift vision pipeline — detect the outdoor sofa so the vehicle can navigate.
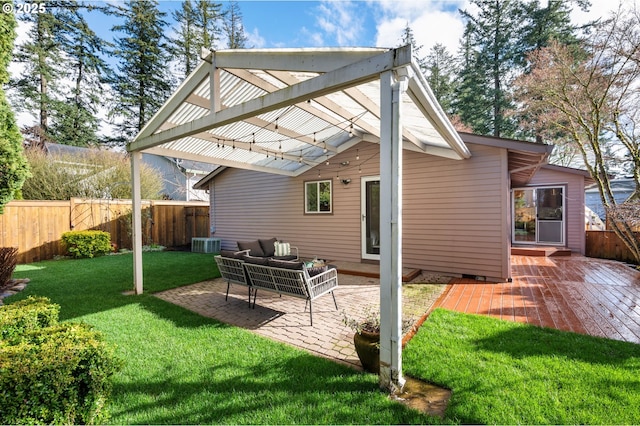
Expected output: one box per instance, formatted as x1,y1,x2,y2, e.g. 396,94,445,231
214,242,338,325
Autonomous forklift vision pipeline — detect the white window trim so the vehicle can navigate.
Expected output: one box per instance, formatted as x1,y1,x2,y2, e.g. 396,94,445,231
304,180,333,214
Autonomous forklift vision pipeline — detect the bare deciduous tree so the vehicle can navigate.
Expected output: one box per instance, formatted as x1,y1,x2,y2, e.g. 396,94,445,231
514,5,640,263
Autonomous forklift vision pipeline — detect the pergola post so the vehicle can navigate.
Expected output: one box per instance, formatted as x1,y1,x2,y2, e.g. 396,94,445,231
379,68,408,392
131,151,143,294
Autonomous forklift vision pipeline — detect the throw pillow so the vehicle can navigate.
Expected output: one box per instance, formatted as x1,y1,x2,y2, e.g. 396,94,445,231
259,237,278,257
274,241,291,256
237,240,265,257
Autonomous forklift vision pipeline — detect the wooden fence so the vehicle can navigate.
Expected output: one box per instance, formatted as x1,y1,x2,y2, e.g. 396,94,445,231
586,230,640,264
0,198,210,264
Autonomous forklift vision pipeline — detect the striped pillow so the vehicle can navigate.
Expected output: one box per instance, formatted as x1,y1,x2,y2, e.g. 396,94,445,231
274,241,291,256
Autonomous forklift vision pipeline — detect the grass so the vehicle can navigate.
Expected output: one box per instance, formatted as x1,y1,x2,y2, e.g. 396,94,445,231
403,308,640,424
7,252,640,424
8,252,430,424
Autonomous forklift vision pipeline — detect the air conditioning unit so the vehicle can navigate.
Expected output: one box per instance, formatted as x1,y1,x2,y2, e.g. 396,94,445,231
191,238,221,253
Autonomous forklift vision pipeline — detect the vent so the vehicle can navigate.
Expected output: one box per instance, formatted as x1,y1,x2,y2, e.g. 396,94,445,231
191,238,221,253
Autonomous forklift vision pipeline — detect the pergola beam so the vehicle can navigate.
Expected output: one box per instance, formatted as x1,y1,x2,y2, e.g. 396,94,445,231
130,46,412,151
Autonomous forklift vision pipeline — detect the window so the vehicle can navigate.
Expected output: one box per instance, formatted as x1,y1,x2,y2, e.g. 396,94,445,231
305,180,332,213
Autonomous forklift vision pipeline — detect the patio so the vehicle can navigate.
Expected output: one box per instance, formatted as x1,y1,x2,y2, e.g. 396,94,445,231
155,254,640,372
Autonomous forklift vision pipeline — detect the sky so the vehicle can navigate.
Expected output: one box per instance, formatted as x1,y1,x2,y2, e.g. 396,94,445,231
10,0,626,129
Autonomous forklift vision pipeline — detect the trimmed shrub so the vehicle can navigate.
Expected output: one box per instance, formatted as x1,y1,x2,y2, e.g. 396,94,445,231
0,296,59,343
0,299,123,424
0,246,18,288
61,230,112,258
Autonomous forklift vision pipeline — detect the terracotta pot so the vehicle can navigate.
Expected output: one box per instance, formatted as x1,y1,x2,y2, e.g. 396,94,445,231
353,330,380,374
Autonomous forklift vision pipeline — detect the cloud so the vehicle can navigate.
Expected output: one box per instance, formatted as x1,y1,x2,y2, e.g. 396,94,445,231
372,0,469,54
369,0,621,58
246,27,266,49
314,0,365,46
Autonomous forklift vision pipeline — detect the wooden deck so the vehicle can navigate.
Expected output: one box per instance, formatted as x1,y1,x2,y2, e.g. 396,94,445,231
436,255,640,343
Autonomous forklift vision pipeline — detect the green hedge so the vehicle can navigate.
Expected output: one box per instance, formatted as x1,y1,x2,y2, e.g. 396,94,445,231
61,230,112,258
0,297,59,343
0,298,123,424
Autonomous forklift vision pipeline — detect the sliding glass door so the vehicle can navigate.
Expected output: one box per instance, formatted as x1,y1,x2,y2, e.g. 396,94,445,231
513,187,564,245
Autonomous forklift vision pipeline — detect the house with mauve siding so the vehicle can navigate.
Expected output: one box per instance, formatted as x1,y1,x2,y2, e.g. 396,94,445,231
195,132,592,282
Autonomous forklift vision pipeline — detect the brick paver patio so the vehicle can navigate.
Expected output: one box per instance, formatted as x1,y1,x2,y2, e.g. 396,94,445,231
156,272,446,370
156,254,640,371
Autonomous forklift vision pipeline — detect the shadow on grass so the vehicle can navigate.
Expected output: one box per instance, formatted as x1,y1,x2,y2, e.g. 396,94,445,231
109,353,431,425
473,319,640,366
10,251,218,324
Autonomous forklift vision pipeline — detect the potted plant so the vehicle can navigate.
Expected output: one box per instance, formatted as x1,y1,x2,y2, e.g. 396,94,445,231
343,306,381,373
342,307,415,374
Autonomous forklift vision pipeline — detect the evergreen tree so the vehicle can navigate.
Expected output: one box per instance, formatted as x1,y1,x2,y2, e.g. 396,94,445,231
0,5,30,213
110,0,173,141
194,0,223,50
452,22,493,135
49,2,111,146
513,0,589,142
399,24,427,72
224,0,248,49
456,0,526,138
424,43,457,115
170,0,200,77
520,0,588,58
11,2,61,145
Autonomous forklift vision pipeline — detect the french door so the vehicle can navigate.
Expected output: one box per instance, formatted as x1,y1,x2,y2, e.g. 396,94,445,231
513,186,565,245
361,176,380,260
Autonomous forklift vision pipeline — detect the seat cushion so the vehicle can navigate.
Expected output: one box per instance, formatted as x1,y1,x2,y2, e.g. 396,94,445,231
267,259,304,270
219,249,245,259
272,255,298,261
243,255,270,265
259,237,278,257
237,240,265,257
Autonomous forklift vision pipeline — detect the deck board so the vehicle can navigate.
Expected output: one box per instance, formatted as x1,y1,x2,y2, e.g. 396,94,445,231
437,255,640,344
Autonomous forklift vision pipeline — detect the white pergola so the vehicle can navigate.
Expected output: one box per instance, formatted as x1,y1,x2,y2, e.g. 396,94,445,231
129,45,471,391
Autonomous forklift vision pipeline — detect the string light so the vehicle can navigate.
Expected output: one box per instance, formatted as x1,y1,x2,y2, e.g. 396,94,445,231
232,140,235,149
356,149,359,160
349,121,354,137
323,142,327,153
275,118,279,134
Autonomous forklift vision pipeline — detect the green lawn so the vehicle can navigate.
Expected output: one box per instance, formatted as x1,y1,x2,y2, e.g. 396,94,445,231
7,252,640,424
404,308,640,424
9,252,429,424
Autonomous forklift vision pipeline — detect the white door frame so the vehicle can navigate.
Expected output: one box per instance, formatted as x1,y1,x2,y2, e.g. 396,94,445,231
512,185,565,246
361,175,380,260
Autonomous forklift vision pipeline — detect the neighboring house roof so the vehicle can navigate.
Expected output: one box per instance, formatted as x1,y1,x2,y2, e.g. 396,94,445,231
130,46,471,178
175,159,218,175
586,177,636,194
